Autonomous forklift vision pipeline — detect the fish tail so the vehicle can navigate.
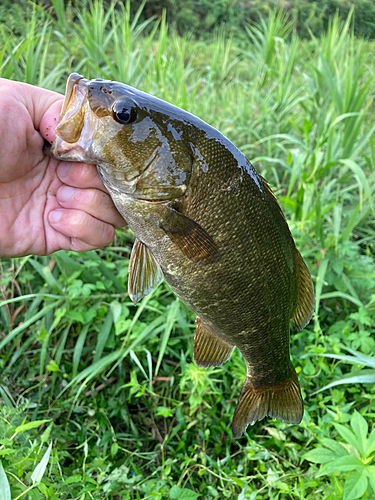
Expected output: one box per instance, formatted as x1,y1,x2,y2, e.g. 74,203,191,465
232,366,303,438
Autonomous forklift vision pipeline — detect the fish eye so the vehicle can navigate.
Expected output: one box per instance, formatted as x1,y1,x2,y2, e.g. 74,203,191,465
112,100,137,125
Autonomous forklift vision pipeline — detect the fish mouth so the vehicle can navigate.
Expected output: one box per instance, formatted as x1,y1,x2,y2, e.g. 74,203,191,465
48,73,98,162
62,74,86,114
56,73,86,143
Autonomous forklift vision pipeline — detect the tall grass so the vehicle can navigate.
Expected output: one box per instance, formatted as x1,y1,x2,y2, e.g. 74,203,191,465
1,2,375,498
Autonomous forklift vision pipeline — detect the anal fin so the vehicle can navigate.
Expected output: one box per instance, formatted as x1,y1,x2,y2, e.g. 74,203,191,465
291,250,315,330
193,317,233,367
232,366,303,438
128,239,163,304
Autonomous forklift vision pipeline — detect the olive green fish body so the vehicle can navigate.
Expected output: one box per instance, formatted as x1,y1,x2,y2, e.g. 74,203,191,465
49,74,314,437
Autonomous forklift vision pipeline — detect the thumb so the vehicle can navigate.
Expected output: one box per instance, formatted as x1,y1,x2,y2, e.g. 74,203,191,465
2,78,64,142
39,98,64,144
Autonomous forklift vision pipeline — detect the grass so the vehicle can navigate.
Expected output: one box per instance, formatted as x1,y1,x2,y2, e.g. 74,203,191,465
1,1,375,499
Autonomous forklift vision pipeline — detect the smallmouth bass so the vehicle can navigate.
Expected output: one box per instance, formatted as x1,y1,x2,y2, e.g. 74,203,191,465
48,74,314,437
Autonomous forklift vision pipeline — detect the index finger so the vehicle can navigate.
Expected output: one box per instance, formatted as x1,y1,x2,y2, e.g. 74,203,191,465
56,162,109,192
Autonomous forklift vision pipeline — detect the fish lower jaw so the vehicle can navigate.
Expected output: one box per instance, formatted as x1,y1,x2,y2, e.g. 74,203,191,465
49,137,92,162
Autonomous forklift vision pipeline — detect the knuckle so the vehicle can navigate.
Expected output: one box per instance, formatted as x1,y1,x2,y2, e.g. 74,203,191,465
91,189,105,208
101,223,115,245
71,238,94,252
69,210,86,228
78,163,96,181
70,237,83,251
77,188,96,206
88,189,109,210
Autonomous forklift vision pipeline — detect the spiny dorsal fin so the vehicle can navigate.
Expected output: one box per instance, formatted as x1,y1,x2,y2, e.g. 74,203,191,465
128,238,163,304
259,174,286,221
232,367,303,438
193,317,233,367
159,207,219,263
291,250,315,330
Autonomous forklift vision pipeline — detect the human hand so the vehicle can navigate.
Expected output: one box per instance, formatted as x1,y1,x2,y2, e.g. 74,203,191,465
0,78,126,257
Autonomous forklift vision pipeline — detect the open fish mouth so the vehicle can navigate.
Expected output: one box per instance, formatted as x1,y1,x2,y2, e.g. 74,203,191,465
48,73,98,162
56,73,87,143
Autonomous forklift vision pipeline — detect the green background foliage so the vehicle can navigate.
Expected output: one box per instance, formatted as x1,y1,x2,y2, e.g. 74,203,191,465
1,0,375,498
3,0,375,39
136,0,375,39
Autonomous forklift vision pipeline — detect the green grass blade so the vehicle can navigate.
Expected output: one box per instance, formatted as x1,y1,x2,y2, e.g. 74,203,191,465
0,461,11,500
31,442,52,486
320,292,363,308
93,310,113,363
28,258,63,293
312,370,375,395
130,350,148,380
314,257,329,318
72,324,90,378
0,300,63,352
155,298,180,376
340,159,373,210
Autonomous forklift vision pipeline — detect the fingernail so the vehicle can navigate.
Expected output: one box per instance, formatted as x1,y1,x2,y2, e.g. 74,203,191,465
57,163,71,178
59,186,76,202
49,210,63,224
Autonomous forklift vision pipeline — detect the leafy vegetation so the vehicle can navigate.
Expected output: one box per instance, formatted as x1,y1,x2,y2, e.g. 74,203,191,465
3,0,375,40
135,0,375,40
1,1,375,499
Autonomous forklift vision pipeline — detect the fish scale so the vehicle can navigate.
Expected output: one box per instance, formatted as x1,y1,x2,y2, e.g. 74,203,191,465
49,73,315,437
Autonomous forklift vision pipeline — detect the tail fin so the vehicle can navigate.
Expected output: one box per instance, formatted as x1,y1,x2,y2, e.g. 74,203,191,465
232,368,303,438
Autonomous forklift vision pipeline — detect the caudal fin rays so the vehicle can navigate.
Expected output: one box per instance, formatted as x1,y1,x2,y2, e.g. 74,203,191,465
232,367,303,438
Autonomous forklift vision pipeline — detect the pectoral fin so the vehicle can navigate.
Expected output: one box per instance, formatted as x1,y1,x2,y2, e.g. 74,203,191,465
291,250,315,330
128,238,164,304
159,207,219,263
232,367,303,438
193,317,233,367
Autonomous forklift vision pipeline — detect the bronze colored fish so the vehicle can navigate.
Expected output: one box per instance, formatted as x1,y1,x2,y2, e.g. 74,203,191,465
49,74,314,437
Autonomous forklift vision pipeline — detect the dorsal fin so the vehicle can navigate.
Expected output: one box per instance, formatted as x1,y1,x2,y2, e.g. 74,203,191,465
291,250,315,330
128,239,164,304
193,317,233,367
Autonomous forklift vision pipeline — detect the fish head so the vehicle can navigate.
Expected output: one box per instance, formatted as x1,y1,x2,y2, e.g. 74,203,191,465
49,73,193,200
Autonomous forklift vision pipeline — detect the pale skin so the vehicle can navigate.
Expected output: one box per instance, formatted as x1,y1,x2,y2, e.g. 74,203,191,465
0,79,126,257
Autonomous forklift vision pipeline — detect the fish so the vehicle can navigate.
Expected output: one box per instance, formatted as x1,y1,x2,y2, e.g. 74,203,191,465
48,73,315,437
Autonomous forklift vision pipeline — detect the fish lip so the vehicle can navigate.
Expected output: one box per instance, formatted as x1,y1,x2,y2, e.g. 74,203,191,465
44,74,86,158
49,74,99,161
60,73,86,119
55,74,89,144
